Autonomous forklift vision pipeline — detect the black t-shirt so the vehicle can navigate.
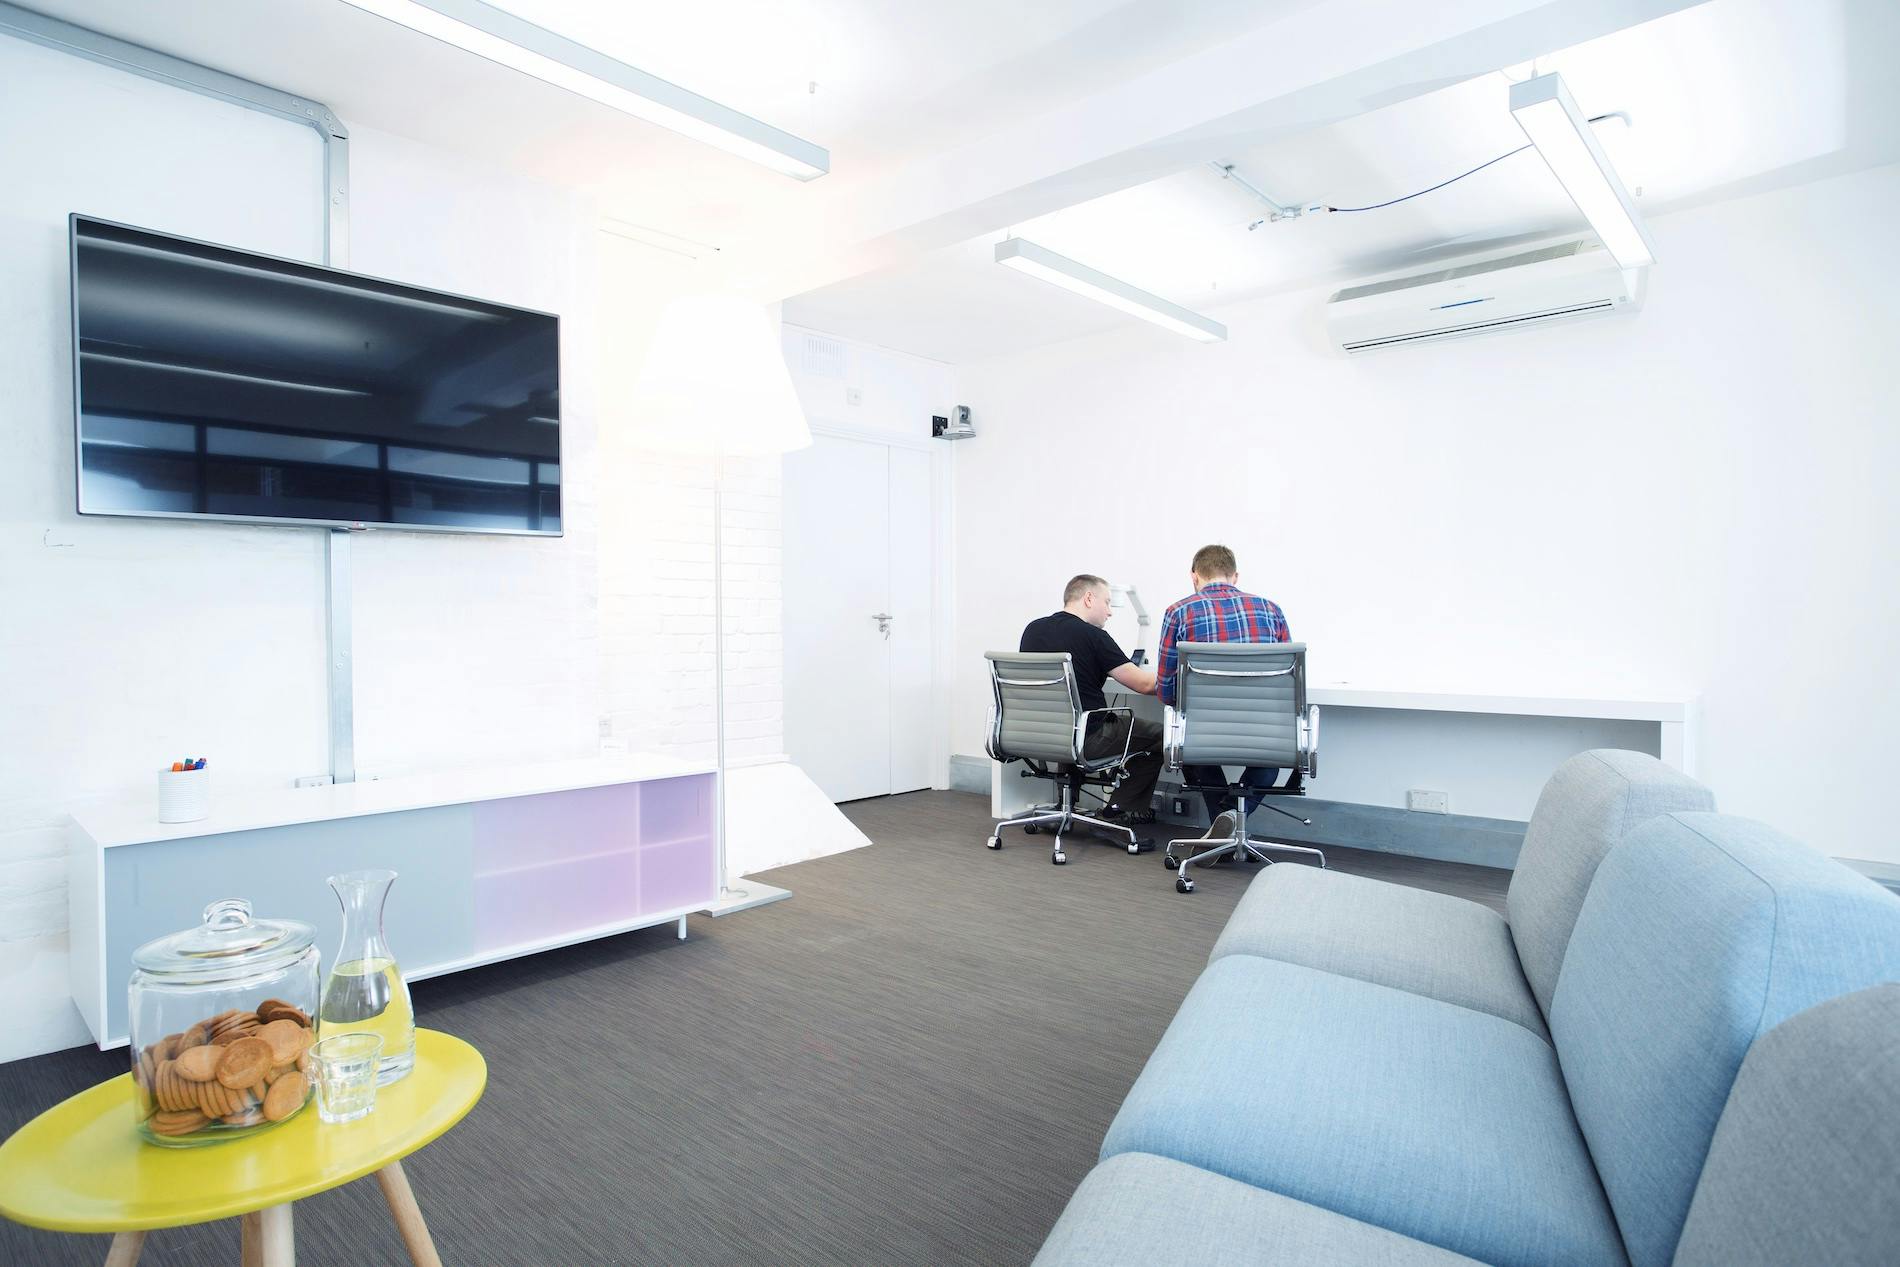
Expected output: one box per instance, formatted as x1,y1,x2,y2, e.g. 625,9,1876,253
1019,611,1130,712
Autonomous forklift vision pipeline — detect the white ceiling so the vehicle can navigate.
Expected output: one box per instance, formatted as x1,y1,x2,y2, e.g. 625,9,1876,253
785,0,1900,363
15,0,1314,245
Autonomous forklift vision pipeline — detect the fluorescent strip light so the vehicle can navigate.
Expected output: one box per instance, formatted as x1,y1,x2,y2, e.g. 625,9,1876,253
338,0,829,180
83,351,372,396
993,238,1227,343
1509,72,1657,269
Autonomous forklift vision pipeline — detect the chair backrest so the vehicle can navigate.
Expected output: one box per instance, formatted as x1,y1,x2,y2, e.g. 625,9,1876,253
1549,812,1900,1267
985,652,1083,765
1506,750,1714,1020
1671,983,1900,1267
1173,641,1304,768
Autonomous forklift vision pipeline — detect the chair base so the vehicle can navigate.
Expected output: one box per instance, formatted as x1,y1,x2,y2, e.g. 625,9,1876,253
987,784,1139,865
1161,796,1324,893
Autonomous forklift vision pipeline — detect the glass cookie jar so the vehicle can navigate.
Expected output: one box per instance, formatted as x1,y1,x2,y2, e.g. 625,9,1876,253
127,898,320,1147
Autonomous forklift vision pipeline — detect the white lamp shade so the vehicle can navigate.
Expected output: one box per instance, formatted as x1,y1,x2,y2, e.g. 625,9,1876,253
630,295,813,457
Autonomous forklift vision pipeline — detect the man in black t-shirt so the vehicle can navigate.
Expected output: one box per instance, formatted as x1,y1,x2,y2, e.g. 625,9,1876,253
1018,574,1164,826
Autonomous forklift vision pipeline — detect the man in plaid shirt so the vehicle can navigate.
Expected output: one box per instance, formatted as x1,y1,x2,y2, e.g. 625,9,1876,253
1157,544,1291,834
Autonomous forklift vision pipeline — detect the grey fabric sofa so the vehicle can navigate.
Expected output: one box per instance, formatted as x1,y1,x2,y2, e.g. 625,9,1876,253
1035,751,1900,1266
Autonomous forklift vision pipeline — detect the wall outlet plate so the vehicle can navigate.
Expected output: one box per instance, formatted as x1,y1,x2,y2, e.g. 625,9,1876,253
294,774,334,788
1407,789,1450,814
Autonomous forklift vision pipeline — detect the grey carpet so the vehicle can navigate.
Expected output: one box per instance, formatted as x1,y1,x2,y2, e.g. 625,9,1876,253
0,790,1508,1266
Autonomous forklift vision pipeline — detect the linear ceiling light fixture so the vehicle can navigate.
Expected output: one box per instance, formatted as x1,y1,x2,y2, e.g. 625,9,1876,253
338,0,828,180
1509,72,1655,268
993,238,1227,343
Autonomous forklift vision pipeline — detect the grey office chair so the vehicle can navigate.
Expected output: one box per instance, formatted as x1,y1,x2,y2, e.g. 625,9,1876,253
1162,641,1324,892
984,651,1141,865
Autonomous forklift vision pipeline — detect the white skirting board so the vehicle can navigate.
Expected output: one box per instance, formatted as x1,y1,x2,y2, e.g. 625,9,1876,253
723,760,872,877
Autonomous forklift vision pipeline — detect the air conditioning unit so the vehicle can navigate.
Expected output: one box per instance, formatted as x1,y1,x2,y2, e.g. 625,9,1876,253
1326,239,1645,355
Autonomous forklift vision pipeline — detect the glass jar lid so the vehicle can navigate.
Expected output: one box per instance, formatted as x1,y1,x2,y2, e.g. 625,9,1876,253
131,898,316,980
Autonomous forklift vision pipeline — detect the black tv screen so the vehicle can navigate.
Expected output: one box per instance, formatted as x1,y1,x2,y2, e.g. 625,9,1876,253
70,215,561,535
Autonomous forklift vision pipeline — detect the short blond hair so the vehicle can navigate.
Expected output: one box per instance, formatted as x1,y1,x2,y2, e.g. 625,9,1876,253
1063,574,1108,604
1191,545,1237,579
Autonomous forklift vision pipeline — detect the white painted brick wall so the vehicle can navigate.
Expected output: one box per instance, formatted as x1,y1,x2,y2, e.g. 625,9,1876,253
596,449,786,768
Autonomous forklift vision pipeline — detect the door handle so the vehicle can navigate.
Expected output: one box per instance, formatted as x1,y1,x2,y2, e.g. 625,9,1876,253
873,612,893,639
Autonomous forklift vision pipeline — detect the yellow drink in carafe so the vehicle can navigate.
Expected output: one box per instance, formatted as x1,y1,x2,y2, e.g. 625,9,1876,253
319,957,415,1084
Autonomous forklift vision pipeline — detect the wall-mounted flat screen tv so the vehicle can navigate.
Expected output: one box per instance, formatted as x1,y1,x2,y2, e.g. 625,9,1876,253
70,215,561,535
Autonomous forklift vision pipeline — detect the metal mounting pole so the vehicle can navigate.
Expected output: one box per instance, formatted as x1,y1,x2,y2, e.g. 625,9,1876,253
326,531,357,784
2,0,358,780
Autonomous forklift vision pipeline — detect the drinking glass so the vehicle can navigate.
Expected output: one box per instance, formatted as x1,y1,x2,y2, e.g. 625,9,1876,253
310,1033,383,1124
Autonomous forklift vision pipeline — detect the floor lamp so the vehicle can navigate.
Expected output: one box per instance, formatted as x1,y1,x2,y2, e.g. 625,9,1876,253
632,296,813,907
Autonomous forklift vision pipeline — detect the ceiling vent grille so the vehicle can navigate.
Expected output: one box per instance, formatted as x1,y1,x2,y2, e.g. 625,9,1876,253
801,333,847,379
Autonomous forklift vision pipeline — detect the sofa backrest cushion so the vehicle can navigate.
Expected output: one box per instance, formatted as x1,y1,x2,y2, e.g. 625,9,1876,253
1507,750,1714,1020
1673,984,1900,1266
1550,813,1900,1267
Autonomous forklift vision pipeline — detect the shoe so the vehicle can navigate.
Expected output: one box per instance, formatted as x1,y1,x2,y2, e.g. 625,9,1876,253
1101,805,1157,825
1205,810,1239,841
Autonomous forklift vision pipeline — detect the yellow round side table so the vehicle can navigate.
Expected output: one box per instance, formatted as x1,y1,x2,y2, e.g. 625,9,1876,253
0,1027,486,1267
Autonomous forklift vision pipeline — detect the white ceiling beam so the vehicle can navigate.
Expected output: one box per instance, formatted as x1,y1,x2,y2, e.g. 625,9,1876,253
743,0,1700,301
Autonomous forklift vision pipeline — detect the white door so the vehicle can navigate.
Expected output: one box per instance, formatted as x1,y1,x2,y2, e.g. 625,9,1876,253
783,434,936,802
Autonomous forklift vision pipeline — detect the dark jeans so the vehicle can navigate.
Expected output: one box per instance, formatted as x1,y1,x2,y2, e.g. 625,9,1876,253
1083,713,1164,813
1183,765,1285,825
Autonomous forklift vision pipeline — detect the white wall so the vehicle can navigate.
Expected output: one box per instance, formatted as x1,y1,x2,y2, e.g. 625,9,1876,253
954,163,1900,858
0,35,787,1062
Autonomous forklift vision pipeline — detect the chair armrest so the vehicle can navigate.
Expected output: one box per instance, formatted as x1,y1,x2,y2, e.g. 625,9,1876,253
1298,703,1320,779
1163,705,1183,772
1075,706,1134,767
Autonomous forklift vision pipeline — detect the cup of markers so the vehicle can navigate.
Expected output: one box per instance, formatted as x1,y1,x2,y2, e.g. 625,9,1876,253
158,757,210,824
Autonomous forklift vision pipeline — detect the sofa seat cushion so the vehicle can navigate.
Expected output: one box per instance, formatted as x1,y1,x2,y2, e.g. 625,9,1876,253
1100,956,1627,1267
1034,1152,1484,1267
1209,866,1547,1040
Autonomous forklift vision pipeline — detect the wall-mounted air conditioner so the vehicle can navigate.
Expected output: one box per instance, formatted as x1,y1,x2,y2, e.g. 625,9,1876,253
1326,239,1645,355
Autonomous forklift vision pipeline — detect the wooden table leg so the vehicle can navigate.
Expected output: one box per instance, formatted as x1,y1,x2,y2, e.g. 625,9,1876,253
241,1211,263,1267
103,1230,145,1266
244,1204,295,1267
375,1160,443,1267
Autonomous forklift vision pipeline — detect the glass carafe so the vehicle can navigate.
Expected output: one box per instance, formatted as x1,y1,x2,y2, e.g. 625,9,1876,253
319,869,415,1085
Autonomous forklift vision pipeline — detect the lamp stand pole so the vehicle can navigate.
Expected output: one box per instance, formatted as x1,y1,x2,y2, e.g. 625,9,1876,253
712,450,746,903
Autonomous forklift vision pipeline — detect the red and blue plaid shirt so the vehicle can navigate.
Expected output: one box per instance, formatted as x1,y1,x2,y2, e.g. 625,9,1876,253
1156,582,1290,706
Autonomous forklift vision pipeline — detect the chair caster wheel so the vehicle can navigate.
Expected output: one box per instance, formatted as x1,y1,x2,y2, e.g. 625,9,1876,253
1163,855,1179,870
1024,824,1041,835
985,836,1001,850
1176,876,1194,894
1052,850,1067,865
1127,841,1141,855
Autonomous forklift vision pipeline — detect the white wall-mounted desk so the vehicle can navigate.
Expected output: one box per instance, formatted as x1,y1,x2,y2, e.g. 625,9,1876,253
1307,684,1694,773
993,683,1696,826
69,754,718,1049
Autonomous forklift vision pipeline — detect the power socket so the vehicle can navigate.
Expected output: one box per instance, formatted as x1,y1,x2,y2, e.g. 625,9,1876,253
1407,789,1450,815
